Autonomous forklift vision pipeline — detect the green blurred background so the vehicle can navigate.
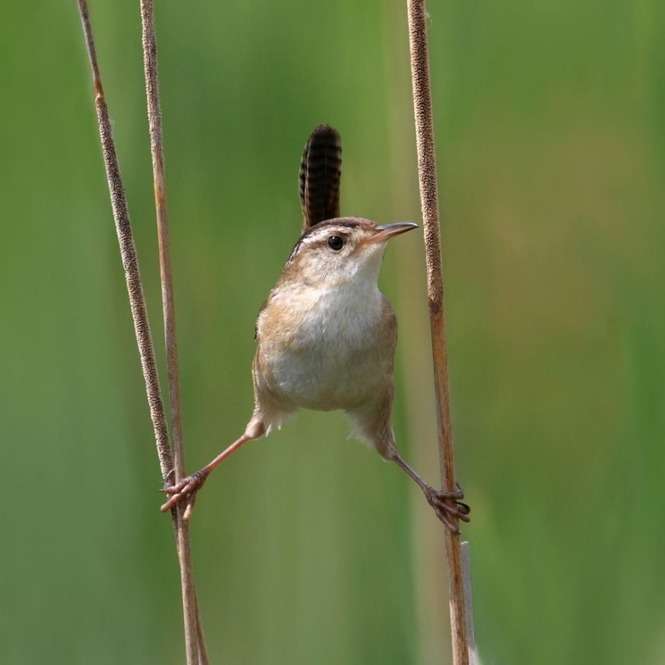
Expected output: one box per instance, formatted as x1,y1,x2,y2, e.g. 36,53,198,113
2,1,664,663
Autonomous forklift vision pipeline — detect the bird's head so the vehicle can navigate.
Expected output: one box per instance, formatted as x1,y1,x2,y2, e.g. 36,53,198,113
282,217,418,288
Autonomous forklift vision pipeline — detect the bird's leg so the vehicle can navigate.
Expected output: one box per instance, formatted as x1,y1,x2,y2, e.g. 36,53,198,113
161,426,262,515
389,449,470,533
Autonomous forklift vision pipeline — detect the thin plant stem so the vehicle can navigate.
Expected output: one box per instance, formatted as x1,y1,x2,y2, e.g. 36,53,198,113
138,2,208,663
75,0,172,480
138,0,184,482
74,3,206,665
405,1,474,664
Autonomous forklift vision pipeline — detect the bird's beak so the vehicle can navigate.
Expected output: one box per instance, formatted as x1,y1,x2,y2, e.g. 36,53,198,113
367,222,419,244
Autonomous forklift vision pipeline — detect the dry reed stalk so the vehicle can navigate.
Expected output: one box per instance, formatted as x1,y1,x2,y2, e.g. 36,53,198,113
75,2,206,664
138,1,208,663
405,1,475,663
76,0,173,479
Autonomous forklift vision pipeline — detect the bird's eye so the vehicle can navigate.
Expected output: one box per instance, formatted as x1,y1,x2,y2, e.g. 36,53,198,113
327,235,345,251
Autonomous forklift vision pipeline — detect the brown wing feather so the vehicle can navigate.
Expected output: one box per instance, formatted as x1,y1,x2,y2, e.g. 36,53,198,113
298,124,342,228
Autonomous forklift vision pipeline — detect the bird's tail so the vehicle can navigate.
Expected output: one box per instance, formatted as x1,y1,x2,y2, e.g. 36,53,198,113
298,124,342,228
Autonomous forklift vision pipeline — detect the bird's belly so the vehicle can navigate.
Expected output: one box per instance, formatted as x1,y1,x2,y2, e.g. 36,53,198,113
267,343,383,410
256,281,394,412
260,302,391,410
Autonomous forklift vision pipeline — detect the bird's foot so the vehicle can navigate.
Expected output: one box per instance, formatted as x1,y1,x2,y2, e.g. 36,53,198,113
160,469,209,516
424,484,471,534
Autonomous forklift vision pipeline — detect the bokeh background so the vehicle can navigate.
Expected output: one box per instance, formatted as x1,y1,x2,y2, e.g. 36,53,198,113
2,1,665,663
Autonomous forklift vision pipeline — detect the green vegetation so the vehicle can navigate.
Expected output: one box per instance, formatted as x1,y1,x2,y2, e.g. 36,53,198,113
2,2,664,663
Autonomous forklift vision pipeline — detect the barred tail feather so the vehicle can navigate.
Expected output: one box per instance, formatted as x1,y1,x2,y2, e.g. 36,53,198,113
299,124,342,228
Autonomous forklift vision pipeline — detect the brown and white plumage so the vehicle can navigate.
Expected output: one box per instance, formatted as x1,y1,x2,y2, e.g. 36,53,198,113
250,217,399,457
162,125,470,532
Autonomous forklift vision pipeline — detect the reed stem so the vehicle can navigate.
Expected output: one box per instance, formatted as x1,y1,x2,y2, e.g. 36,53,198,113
138,2,208,662
405,1,475,663
75,3,207,663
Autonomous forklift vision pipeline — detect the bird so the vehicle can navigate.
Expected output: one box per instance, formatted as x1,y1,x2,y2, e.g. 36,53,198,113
162,124,470,532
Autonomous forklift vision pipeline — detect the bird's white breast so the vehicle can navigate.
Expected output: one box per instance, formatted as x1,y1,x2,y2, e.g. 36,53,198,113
258,279,391,411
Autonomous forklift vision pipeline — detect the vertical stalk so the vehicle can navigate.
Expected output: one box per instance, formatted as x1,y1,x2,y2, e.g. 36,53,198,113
138,2,208,663
75,3,206,664
405,1,473,664
75,0,172,480
381,4,450,662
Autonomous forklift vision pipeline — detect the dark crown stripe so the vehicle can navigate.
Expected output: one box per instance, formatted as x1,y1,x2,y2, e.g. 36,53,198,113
286,217,364,263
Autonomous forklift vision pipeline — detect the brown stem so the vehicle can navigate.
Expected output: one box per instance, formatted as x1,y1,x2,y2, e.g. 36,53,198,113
75,0,172,479
138,1,208,664
405,1,474,664
75,3,206,664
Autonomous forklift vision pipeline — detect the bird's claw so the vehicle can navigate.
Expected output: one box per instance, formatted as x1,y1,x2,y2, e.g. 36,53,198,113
425,484,471,534
160,469,209,514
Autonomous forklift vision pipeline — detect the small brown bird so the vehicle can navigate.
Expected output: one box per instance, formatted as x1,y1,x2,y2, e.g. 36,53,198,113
162,125,469,532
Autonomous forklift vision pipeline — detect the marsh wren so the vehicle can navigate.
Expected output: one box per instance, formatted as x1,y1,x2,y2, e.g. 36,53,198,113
162,125,469,532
